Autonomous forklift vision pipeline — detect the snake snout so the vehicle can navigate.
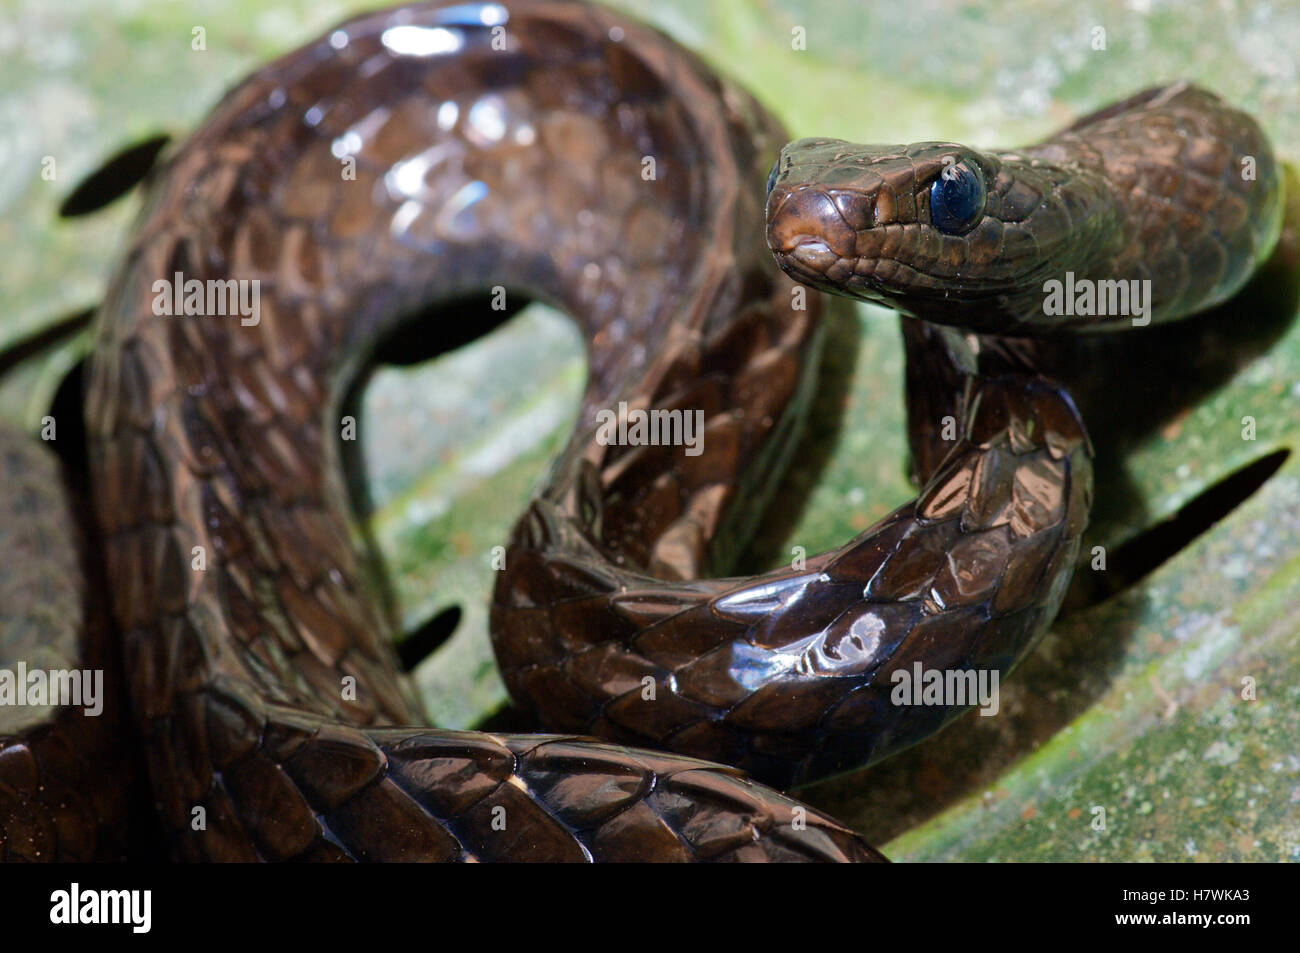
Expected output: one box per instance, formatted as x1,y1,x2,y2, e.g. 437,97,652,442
766,184,860,282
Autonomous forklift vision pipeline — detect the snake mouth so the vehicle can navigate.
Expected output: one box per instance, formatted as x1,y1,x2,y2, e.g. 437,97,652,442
774,239,842,279
766,183,866,289
770,245,883,305
771,243,894,306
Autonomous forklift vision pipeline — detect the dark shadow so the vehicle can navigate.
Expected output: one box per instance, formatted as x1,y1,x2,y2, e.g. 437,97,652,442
476,702,535,733
397,605,463,673
44,361,90,472
58,135,170,217
1067,448,1289,608
47,363,172,860
0,308,95,378
367,292,530,369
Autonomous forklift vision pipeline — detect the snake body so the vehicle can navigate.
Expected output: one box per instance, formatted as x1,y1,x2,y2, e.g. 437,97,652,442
0,0,1282,861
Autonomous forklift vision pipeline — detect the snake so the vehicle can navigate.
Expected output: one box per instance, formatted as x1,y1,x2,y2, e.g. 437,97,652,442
0,0,1283,862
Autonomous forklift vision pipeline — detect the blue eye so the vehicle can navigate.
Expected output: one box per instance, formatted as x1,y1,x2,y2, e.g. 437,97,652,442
929,161,986,234
766,157,781,195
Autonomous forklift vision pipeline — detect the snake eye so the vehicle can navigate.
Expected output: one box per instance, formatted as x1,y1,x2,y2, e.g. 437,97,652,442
766,156,781,196
929,161,986,234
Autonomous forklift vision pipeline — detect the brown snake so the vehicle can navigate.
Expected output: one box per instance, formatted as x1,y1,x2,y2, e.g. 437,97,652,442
0,0,1283,861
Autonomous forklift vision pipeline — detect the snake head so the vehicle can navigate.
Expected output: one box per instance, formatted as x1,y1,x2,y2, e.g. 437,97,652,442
766,138,1058,330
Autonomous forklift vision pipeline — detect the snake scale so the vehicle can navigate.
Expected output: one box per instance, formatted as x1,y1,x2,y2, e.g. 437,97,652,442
0,0,1282,862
